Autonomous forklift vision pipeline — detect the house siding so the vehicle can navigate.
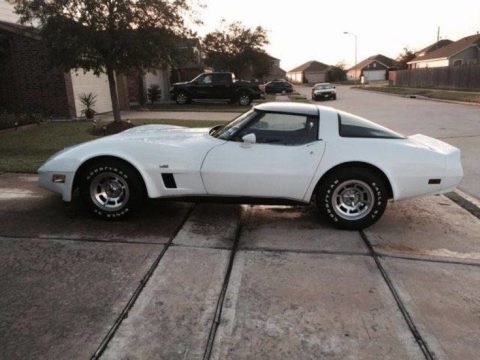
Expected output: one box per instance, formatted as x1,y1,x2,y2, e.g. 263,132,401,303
449,47,479,66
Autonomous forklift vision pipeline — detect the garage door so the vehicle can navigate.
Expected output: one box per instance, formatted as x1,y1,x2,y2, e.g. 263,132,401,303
363,70,386,81
304,72,326,83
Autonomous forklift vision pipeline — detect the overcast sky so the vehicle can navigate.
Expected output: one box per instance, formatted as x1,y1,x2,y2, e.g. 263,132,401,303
195,0,480,70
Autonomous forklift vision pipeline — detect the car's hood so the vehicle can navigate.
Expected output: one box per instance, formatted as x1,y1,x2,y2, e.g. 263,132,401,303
112,124,211,144
172,81,190,86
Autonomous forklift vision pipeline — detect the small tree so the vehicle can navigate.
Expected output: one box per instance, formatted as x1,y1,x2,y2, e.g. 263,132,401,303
202,22,271,79
396,47,416,68
15,0,199,122
327,61,347,82
79,92,97,119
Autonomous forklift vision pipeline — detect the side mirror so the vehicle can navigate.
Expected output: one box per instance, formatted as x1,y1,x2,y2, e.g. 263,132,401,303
242,133,256,145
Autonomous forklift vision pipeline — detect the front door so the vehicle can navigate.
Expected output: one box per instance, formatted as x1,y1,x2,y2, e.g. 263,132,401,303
201,111,325,201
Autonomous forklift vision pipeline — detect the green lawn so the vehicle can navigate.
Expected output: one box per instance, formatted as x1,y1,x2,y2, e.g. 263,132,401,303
0,119,227,173
355,86,480,104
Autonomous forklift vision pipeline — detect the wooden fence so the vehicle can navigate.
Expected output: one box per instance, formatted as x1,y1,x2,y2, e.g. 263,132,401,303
390,65,480,90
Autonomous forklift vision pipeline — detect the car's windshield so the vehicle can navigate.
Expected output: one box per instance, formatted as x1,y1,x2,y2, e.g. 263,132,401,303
315,84,332,90
210,109,257,140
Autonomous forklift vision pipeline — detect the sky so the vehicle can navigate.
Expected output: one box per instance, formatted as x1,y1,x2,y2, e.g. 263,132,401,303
194,0,480,70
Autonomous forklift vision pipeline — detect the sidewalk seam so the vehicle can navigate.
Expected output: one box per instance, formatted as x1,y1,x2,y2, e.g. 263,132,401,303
90,205,195,360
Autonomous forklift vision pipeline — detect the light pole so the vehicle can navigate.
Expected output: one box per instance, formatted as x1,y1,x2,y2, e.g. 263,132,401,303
343,31,358,83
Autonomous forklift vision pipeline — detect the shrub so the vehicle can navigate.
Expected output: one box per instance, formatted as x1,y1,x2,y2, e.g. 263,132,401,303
79,92,97,119
147,85,162,104
0,113,42,130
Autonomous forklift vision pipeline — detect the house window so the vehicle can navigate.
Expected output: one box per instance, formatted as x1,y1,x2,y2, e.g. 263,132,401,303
453,59,463,66
373,62,377,68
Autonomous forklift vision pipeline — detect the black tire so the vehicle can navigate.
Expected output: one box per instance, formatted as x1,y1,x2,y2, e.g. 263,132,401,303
238,93,252,106
78,159,146,219
175,92,190,105
332,94,337,100
316,167,388,230
312,95,317,101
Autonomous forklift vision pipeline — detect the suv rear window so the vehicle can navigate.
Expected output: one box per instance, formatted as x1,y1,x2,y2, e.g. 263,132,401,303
338,111,404,139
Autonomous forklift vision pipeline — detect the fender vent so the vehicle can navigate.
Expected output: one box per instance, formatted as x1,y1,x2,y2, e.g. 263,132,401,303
162,173,177,189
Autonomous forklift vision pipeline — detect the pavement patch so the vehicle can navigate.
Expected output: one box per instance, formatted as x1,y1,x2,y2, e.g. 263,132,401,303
210,251,423,359
239,205,367,254
365,196,480,264
0,237,162,359
173,204,240,249
381,257,480,359
101,246,230,360
0,173,191,243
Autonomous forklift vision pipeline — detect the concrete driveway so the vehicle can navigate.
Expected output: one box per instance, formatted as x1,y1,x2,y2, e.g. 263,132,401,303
1,173,480,359
295,85,480,199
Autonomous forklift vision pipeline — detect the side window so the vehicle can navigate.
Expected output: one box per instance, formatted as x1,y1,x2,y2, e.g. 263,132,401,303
200,74,213,84
238,112,318,145
338,111,404,139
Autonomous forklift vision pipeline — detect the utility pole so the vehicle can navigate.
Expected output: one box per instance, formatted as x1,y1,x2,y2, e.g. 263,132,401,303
343,32,358,83
437,26,440,42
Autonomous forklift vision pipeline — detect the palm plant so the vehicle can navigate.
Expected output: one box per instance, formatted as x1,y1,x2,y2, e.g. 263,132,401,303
79,92,97,119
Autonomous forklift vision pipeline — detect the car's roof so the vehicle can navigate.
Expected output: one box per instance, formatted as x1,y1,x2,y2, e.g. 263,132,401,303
314,82,331,86
254,102,326,116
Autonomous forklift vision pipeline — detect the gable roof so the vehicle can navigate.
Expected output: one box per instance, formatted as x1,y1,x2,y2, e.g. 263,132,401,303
414,39,453,58
408,34,480,63
347,54,399,72
288,60,330,73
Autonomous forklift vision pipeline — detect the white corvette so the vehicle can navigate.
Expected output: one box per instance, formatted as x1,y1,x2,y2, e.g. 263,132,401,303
38,102,463,229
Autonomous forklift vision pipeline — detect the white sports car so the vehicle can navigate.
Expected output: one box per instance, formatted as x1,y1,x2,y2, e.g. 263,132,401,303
38,102,463,229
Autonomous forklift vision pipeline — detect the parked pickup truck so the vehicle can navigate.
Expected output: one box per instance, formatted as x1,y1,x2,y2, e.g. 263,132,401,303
170,72,264,106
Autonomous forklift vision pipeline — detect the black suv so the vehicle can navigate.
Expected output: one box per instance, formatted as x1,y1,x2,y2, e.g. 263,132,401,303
170,72,264,106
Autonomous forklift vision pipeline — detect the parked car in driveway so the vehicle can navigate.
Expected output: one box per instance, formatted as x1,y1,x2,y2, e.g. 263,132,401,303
312,83,336,100
264,80,294,94
38,102,463,230
170,72,264,106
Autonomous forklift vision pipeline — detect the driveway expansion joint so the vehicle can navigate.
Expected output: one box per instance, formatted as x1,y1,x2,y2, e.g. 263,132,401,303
90,204,196,360
239,246,369,257
359,230,436,360
445,191,480,220
379,253,480,268
0,234,163,246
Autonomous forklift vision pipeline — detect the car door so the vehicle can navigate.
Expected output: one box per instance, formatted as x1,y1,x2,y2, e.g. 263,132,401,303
201,111,326,200
191,74,214,99
211,73,231,100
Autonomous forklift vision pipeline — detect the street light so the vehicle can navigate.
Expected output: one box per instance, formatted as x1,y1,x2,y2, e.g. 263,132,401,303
343,31,358,83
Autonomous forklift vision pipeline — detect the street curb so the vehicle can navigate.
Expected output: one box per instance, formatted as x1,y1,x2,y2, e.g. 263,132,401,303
352,87,480,107
446,191,480,220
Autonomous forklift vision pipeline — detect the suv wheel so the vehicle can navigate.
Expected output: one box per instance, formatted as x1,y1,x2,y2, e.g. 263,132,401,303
238,93,252,106
175,92,190,105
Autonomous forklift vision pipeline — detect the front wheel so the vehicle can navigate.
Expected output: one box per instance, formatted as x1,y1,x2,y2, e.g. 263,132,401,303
175,92,190,105
316,168,388,230
79,160,146,219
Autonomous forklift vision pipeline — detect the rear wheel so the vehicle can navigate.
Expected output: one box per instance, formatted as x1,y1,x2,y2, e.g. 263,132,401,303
79,160,146,219
238,93,252,106
332,94,337,100
316,167,388,230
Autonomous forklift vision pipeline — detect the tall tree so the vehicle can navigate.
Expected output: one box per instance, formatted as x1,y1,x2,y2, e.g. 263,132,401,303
14,0,199,121
396,47,416,68
202,22,270,79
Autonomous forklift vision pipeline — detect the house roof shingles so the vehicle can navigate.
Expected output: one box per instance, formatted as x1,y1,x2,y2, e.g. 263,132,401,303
347,54,399,72
288,60,330,73
409,34,480,63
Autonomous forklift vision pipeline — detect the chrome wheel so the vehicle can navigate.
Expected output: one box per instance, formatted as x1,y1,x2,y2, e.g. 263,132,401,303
238,94,251,106
90,172,130,212
176,93,188,105
331,180,374,221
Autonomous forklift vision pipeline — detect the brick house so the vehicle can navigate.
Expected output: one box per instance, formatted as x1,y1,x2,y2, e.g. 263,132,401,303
0,1,130,118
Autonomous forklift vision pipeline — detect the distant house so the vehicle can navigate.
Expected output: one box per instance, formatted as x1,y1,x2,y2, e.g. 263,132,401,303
287,61,331,84
347,54,399,81
408,34,480,69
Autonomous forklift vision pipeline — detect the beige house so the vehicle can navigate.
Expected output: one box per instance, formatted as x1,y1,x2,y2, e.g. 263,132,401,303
287,61,331,84
408,34,480,69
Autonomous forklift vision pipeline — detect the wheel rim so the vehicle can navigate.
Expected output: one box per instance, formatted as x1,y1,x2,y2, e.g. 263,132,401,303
90,172,130,212
331,180,374,221
239,95,250,106
177,93,188,104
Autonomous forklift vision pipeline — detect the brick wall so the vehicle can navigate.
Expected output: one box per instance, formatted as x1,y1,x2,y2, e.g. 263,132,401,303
0,30,74,118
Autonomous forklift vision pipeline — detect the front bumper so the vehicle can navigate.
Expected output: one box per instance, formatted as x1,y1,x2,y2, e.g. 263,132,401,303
38,169,75,201
313,91,335,98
